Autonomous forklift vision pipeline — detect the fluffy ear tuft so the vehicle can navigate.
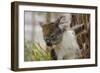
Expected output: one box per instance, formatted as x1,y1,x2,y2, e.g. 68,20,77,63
55,16,65,27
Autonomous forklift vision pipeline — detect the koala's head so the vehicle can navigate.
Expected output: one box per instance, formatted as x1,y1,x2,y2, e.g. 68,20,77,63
41,16,66,46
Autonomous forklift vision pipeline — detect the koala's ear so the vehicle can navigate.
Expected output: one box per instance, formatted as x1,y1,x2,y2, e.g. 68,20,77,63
55,16,65,27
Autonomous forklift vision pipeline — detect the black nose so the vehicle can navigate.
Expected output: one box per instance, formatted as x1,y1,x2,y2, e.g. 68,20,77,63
47,42,52,46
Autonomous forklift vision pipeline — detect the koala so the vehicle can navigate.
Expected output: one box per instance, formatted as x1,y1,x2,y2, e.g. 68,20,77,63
41,15,81,60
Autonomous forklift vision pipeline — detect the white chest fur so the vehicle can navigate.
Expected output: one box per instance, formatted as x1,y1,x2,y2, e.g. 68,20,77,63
55,30,81,60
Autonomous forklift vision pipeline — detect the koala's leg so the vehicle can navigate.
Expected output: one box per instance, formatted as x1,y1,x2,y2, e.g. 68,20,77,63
51,49,57,60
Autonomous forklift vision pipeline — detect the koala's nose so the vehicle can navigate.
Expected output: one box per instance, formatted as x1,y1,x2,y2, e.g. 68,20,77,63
47,42,52,46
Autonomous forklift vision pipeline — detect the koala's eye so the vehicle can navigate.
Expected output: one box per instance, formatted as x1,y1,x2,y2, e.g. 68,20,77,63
51,35,55,39
51,35,54,38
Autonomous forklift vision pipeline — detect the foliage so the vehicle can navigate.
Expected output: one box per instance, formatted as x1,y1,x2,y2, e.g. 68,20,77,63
24,42,52,61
